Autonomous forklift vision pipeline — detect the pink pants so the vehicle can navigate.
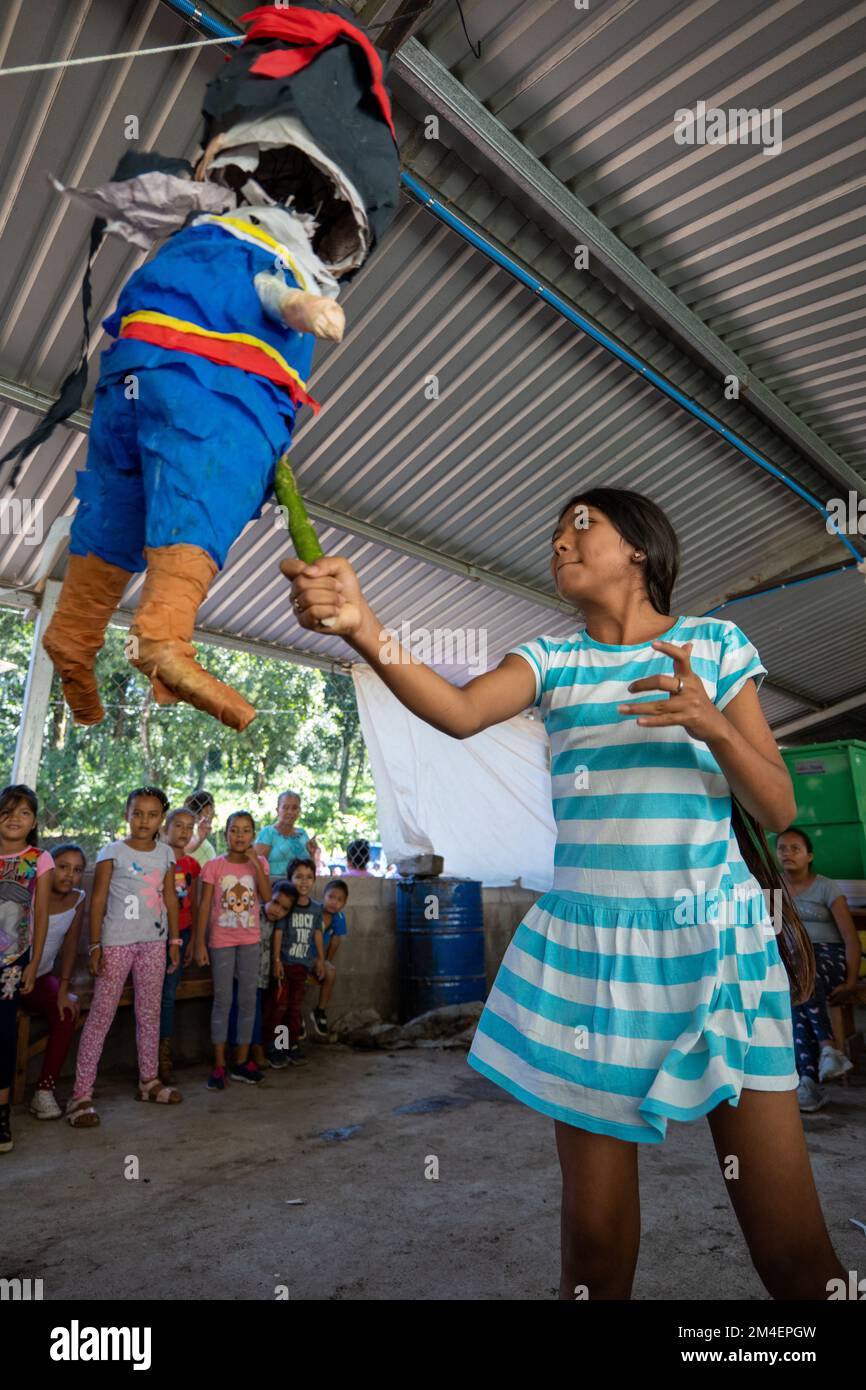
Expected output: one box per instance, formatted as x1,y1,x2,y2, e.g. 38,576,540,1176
72,941,166,1099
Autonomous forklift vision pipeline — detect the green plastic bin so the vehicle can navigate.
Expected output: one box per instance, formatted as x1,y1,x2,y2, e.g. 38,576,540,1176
769,740,866,879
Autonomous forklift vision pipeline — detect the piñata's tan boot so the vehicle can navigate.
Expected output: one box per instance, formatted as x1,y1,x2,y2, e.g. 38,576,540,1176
42,553,133,724
127,544,256,731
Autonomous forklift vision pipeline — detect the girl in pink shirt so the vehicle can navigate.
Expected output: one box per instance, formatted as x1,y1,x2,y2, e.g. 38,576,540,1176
196,811,270,1089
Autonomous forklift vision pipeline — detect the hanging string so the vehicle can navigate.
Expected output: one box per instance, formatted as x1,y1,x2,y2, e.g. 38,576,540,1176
0,34,240,78
0,1,480,78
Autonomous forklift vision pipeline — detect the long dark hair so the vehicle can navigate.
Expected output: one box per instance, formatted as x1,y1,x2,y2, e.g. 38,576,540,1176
561,486,680,614
561,487,815,1003
0,784,39,847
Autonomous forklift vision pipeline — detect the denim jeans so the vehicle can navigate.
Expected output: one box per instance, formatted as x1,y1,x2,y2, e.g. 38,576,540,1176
159,926,191,1039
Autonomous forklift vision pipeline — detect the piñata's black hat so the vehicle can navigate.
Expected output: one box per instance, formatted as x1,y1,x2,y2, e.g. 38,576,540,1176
201,3,401,272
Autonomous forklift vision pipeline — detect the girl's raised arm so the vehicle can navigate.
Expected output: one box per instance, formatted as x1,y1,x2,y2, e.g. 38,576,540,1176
283,556,538,738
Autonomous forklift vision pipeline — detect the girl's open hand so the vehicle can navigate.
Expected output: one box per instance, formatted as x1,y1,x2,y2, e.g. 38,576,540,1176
281,556,364,636
88,947,104,978
19,960,37,995
166,944,181,975
617,640,725,743
195,943,209,968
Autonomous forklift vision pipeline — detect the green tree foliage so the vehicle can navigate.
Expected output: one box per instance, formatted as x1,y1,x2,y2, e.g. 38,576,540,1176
0,608,378,862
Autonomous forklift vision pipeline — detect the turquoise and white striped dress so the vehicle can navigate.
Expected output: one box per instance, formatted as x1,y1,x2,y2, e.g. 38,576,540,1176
467,615,798,1143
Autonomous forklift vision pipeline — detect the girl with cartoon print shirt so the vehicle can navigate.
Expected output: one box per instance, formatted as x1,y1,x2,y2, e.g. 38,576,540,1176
196,811,270,1090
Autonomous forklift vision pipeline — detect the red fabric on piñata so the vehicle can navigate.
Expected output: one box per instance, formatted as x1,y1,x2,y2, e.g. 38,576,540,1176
239,6,397,142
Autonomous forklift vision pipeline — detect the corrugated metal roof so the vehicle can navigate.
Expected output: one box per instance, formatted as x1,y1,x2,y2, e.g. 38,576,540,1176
413,0,866,474
711,566,866,711
0,0,862,735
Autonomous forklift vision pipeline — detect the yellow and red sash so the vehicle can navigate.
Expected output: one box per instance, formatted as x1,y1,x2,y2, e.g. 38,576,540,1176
118,310,320,413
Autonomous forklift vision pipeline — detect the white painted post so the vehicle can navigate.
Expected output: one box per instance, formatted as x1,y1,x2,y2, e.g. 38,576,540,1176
11,579,61,789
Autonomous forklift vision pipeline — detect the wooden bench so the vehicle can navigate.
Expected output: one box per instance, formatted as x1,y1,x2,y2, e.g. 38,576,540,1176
14,969,213,1105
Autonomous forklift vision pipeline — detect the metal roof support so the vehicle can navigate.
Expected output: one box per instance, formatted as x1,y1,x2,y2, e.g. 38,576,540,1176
393,39,866,500
774,690,866,739
358,0,436,54
11,578,60,786
399,171,865,569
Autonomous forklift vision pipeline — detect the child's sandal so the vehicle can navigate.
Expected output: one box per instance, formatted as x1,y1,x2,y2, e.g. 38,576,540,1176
137,1079,182,1105
66,1097,100,1128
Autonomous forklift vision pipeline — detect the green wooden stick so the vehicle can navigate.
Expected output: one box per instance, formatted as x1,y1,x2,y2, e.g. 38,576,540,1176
275,453,323,563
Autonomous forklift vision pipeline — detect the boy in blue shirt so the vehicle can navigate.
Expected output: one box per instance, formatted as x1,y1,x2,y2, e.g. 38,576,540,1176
312,879,349,1037
267,860,324,1065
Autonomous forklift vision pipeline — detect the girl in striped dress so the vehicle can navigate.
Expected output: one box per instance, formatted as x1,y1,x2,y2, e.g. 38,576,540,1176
284,485,845,1301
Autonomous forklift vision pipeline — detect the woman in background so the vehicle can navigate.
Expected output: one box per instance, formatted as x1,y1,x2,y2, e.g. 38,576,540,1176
254,791,320,878
777,827,862,1112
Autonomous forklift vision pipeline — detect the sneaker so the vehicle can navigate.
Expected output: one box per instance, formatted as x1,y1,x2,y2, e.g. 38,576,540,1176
818,1046,853,1083
30,1088,62,1120
313,1008,329,1037
0,1104,12,1153
796,1076,827,1112
266,1047,289,1070
229,1060,264,1085
207,1067,227,1091
287,1045,307,1066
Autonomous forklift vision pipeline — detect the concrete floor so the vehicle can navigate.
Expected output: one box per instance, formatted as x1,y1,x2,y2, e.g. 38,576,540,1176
3,1046,865,1301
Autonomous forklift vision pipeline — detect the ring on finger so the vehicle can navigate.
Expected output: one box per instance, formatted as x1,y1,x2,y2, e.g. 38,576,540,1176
676,677,684,694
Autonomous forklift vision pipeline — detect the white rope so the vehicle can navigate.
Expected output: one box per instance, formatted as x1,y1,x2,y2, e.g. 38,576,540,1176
0,33,241,77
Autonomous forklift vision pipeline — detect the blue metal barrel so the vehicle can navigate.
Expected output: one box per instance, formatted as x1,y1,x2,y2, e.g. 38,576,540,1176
396,877,486,1020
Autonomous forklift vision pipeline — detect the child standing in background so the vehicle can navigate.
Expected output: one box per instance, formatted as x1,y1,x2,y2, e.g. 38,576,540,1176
196,811,270,1090
312,878,349,1037
66,786,181,1128
229,879,297,1071
22,843,87,1119
158,808,201,1087
0,784,52,1153
185,790,217,867
266,859,325,1067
